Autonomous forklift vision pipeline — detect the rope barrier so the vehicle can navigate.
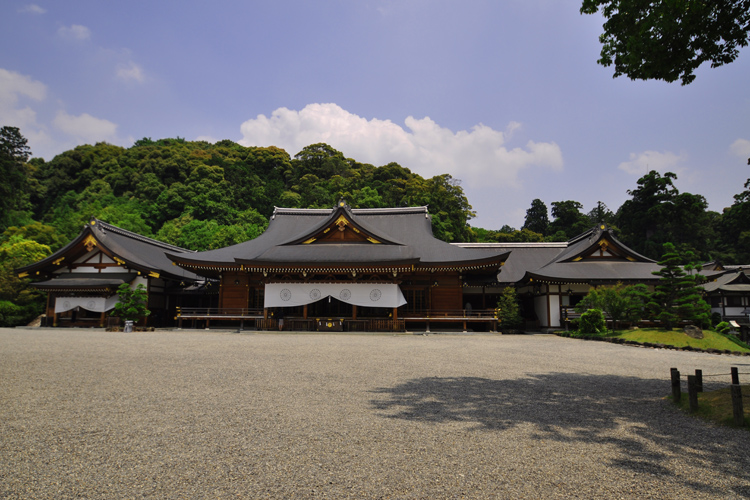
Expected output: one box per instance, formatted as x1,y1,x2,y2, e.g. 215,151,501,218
700,372,750,377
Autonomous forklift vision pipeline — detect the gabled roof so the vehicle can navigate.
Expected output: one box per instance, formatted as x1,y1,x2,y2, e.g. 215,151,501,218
456,224,661,285
16,219,201,282
703,268,750,293
168,203,510,274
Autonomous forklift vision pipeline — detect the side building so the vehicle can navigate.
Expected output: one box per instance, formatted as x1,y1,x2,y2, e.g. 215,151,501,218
457,224,663,331
15,219,208,327
702,265,750,339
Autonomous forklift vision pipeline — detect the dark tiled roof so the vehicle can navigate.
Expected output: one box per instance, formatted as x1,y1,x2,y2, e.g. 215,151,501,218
456,224,661,284
170,205,509,270
17,219,201,282
703,269,750,292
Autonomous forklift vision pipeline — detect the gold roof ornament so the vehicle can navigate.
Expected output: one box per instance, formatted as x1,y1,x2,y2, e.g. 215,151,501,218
82,234,97,252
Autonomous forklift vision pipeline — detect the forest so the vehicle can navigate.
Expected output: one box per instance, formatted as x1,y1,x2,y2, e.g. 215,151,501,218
1,125,749,325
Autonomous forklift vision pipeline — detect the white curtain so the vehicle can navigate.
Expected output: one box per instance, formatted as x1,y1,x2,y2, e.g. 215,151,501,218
264,283,406,308
55,295,120,313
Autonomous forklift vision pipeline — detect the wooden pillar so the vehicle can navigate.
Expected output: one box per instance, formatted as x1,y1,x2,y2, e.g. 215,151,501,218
352,305,357,320
392,307,398,331
99,310,106,327
303,304,308,319
545,284,551,328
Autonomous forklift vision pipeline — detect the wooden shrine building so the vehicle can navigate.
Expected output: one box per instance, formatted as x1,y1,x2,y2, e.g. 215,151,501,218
457,224,662,331
167,202,510,331
15,219,207,327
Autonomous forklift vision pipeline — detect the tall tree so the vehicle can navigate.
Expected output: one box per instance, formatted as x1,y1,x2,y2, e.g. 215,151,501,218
586,201,615,226
616,170,715,260
720,165,750,263
548,200,591,240
581,0,750,85
0,126,33,232
646,243,711,330
522,198,549,236
616,170,677,258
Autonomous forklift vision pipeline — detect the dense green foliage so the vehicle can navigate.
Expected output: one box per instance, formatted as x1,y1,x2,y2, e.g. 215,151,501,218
18,139,475,246
581,0,750,85
1,126,749,327
579,308,606,334
647,243,711,330
576,282,649,332
112,283,150,323
496,286,523,332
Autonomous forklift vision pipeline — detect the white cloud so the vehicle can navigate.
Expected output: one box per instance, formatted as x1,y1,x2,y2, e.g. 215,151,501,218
116,61,145,83
617,150,688,176
730,138,750,159
53,110,117,142
0,68,47,129
239,103,563,187
19,4,46,14
58,24,91,41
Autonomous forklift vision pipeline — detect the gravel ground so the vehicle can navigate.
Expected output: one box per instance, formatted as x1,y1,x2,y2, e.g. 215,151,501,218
1,328,749,499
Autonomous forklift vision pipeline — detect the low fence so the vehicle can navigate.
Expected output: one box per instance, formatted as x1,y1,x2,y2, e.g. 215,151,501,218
670,366,749,426
175,307,496,332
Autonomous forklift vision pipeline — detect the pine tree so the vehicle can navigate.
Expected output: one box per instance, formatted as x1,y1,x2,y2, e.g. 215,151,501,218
647,243,710,330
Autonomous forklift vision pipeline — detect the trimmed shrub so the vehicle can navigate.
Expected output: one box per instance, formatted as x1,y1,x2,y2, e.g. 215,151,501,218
579,308,606,335
715,321,731,335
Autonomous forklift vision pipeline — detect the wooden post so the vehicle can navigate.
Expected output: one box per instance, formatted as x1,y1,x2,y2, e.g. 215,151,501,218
695,369,703,392
99,310,106,328
731,384,744,427
732,366,740,385
671,368,681,403
687,375,698,412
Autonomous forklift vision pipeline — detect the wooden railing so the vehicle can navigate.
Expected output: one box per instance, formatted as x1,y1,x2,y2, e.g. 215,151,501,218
174,307,496,332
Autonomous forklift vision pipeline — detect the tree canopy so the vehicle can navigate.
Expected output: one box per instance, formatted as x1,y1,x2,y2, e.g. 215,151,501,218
581,0,750,85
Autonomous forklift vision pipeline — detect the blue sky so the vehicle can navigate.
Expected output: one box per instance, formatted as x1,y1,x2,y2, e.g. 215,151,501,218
1,1,748,230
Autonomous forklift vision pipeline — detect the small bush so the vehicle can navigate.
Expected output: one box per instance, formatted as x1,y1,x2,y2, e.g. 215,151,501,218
715,321,731,335
579,308,606,334
0,301,23,327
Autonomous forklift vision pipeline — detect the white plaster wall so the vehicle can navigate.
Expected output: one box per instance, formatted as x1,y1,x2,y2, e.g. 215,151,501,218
548,293,561,328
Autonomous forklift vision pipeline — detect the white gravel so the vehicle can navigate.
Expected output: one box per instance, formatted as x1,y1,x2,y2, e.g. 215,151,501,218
1,328,749,499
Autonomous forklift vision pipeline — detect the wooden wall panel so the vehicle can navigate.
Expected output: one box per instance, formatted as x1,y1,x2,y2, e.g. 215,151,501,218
220,272,249,309
431,286,462,311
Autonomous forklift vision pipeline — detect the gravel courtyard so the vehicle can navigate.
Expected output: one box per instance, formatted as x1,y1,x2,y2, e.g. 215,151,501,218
1,328,749,499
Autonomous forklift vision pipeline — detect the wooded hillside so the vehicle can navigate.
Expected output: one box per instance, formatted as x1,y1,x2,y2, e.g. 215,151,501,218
1,125,749,325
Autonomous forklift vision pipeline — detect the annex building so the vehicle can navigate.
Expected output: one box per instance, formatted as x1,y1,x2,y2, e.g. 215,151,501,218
17,201,748,333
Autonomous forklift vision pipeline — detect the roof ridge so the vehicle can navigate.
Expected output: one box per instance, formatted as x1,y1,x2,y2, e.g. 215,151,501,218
93,219,195,253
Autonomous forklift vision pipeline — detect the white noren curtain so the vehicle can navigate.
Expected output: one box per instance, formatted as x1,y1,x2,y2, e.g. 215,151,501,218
264,283,406,308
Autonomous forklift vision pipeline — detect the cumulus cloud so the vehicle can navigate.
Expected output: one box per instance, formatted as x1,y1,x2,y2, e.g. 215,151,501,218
730,138,750,159
116,61,145,83
239,103,563,187
53,110,117,142
0,68,47,129
19,4,46,14
617,150,688,176
58,24,91,41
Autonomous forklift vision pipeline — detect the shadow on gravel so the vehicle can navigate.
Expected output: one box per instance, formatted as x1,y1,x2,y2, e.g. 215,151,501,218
370,373,750,497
